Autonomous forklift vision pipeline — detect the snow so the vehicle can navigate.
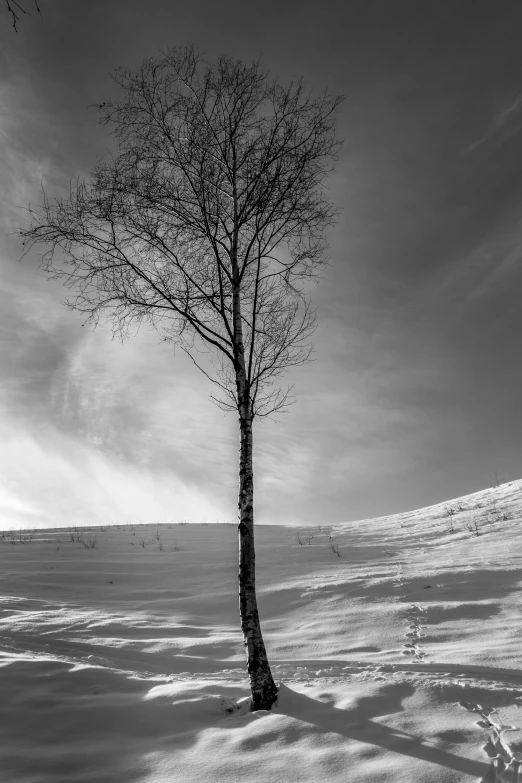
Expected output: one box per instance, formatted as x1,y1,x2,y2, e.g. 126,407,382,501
1,481,522,782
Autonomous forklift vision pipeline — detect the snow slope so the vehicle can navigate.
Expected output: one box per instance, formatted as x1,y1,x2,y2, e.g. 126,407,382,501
1,480,522,782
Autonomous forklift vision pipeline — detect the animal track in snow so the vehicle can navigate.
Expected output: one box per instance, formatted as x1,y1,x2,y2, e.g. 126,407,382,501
402,605,428,659
460,699,522,781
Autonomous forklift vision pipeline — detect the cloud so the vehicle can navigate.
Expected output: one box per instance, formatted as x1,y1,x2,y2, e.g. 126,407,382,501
468,91,522,151
0,70,53,234
250,314,466,524
429,204,522,304
0,246,239,528
47,326,238,489
0,418,228,528
0,303,240,527
0,483,41,529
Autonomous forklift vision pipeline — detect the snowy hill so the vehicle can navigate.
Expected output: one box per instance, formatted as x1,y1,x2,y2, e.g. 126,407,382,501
1,480,522,782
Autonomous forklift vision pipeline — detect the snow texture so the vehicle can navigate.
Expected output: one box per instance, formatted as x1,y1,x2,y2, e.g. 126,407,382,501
1,479,522,781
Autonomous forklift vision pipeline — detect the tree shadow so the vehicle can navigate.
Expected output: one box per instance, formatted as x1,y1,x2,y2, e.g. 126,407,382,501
275,682,490,779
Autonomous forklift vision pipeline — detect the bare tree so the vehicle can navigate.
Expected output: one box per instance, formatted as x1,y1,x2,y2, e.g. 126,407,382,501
4,0,40,31
20,45,343,710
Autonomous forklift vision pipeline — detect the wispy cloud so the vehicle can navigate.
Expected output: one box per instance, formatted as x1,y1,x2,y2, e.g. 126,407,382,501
429,205,522,304
0,74,53,233
0,419,227,528
0,288,238,526
468,91,522,151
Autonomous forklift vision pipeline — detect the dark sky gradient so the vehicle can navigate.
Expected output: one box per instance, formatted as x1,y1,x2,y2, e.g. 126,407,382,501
1,0,522,527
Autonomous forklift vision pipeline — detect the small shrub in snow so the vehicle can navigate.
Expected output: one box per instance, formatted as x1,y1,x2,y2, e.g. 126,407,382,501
446,517,456,533
295,530,313,545
329,535,341,557
466,520,480,537
487,507,502,524
489,471,505,489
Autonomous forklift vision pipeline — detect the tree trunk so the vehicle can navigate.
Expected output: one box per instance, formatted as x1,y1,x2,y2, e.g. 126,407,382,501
231,195,277,710
237,397,278,710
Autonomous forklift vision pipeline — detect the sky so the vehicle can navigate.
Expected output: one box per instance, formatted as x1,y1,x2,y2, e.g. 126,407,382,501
1,0,522,528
